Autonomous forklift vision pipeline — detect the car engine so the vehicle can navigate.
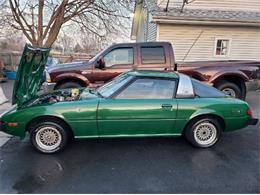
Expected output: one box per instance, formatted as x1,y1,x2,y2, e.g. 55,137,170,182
26,89,82,107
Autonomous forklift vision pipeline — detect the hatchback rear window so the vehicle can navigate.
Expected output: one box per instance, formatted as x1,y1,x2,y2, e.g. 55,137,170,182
192,79,226,98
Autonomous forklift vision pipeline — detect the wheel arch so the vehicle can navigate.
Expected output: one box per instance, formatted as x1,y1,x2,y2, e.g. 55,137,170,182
25,115,74,138
54,73,90,89
211,72,247,90
183,113,225,134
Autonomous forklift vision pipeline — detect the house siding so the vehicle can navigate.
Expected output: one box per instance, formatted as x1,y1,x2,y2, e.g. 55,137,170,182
147,14,157,41
157,0,260,12
158,24,260,62
136,2,157,42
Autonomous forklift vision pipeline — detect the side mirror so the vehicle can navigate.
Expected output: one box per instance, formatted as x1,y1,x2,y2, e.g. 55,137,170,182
95,57,105,69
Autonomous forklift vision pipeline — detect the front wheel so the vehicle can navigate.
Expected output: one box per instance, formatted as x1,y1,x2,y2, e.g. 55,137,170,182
185,118,222,148
30,121,69,154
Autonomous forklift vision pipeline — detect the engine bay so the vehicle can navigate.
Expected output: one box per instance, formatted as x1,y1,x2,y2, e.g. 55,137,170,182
26,88,83,107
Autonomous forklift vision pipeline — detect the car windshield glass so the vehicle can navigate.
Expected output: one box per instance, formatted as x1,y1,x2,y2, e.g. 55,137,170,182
97,74,133,98
192,79,226,98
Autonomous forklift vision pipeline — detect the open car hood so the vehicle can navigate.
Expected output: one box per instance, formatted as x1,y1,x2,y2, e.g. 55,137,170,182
12,44,50,107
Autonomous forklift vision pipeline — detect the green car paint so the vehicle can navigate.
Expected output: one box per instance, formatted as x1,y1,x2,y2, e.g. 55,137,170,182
0,45,255,142
1,88,251,139
12,44,50,107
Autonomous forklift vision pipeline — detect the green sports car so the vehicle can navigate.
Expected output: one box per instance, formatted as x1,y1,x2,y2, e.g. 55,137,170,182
0,45,258,153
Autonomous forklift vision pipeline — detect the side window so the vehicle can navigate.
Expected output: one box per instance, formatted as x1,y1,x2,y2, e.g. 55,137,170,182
214,39,230,57
104,48,133,67
192,79,226,98
141,46,166,64
116,78,176,99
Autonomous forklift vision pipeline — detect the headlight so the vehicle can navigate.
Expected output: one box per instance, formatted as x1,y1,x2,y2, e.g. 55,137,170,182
45,71,51,83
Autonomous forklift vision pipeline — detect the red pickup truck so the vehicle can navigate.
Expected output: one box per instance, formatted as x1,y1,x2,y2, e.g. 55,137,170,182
45,42,260,99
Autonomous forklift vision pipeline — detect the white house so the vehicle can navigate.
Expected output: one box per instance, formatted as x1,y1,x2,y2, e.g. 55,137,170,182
131,0,260,62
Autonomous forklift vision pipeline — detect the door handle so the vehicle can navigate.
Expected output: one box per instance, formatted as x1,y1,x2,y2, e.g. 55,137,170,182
161,104,172,108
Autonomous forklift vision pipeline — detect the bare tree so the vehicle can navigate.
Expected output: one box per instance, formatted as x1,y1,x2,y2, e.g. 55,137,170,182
1,0,133,48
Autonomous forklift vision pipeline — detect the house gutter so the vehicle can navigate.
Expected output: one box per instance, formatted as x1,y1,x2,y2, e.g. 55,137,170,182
152,16,260,27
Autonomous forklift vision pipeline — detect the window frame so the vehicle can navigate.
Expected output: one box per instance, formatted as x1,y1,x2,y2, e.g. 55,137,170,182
214,38,231,57
103,47,134,67
140,46,166,64
111,76,177,100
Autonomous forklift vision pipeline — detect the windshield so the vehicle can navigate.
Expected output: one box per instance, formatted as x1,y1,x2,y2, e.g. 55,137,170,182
97,73,133,98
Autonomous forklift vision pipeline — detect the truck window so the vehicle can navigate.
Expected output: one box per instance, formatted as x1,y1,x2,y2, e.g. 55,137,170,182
141,46,166,64
104,48,133,67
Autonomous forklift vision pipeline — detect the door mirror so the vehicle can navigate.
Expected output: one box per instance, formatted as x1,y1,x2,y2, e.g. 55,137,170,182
95,57,105,69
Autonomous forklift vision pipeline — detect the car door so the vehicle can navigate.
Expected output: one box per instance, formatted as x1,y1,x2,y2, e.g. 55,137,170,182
97,77,178,136
91,47,135,86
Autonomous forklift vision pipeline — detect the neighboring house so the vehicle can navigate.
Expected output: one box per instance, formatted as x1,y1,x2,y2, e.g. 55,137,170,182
131,0,260,62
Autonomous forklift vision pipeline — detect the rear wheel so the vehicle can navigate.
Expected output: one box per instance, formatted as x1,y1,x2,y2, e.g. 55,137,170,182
185,117,221,148
55,81,82,90
29,121,69,154
215,81,243,99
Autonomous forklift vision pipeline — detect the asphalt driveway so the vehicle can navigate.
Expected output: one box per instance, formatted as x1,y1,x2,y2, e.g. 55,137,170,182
0,81,259,193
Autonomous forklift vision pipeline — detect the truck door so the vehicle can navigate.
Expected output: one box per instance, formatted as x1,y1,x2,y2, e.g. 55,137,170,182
92,46,136,86
137,44,171,71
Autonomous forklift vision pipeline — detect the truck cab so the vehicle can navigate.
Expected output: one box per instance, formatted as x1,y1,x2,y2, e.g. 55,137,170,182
47,42,174,89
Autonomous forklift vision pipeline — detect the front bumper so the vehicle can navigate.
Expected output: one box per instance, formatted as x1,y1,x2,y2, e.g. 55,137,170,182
0,120,6,132
247,118,258,125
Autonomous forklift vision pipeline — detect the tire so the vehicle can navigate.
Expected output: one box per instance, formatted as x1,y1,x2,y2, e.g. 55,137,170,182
56,81,82,90
184,117,222,148
29,121,69,154
215,81,242,99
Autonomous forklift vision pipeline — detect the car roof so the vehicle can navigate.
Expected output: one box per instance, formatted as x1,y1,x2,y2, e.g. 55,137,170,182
127,70,179,79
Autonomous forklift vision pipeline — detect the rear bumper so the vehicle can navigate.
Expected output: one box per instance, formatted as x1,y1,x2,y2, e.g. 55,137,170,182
247,118,258,125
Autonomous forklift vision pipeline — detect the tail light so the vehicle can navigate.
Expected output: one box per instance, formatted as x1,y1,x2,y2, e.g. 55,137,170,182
246,108,253,118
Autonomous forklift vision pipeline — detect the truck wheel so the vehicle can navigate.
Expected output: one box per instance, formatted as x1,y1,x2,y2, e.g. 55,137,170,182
215,81,242,99
30,121,69,154
185,117,221,148
56,81,82,89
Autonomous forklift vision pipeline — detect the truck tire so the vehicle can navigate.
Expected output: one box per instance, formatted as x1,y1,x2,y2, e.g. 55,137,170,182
56,81,82,90
215,81,243,99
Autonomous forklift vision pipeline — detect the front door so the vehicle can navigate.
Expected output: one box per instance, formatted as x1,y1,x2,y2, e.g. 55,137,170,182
97,77,178,136
91,47,135,86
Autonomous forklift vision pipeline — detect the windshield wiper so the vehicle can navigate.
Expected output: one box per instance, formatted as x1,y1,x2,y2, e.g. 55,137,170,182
89,89,96,94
